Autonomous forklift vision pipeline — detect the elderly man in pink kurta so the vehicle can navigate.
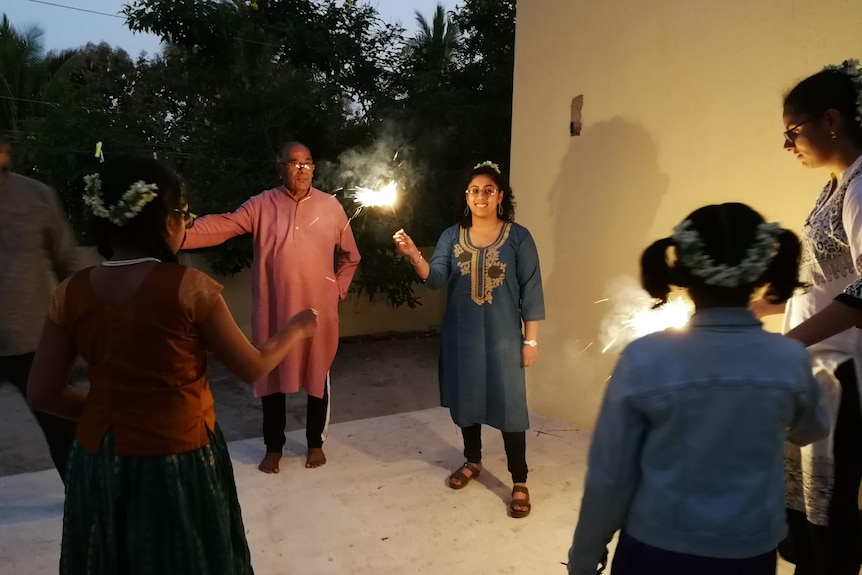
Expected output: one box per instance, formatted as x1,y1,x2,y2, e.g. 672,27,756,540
183,142,360,472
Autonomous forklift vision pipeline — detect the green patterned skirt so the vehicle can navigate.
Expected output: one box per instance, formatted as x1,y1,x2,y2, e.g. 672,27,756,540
60,424,254,575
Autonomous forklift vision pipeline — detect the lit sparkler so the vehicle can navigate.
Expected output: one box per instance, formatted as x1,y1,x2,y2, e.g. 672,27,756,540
599,289,694,354
353,180,397,208
333,179,399,227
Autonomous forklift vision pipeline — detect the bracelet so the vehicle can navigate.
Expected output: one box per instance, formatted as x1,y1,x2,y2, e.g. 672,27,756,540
523,339,537,347
410,254,424,265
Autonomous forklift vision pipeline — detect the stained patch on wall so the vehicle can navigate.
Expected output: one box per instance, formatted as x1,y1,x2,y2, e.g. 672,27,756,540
570,95,583,136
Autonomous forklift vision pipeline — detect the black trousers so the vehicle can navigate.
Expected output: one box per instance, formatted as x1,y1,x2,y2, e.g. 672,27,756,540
461,423,528,483
0,353,76,484
783,360,862,575
261,374,330,453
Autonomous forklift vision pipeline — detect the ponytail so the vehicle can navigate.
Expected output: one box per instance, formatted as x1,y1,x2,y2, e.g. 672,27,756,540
640,237,676,306
761,228,806,303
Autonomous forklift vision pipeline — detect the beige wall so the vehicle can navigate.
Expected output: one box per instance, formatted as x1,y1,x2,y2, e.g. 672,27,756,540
510,0,861,428
78,247,445,339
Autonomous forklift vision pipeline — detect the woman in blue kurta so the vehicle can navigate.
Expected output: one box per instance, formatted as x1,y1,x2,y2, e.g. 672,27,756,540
393,161,545,518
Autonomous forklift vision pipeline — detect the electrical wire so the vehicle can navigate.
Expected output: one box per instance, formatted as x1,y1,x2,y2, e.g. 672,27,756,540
27,0,124,19
25,0,289,50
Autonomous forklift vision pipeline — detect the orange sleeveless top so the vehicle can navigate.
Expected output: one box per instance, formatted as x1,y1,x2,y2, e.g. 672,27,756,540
49,263,224,456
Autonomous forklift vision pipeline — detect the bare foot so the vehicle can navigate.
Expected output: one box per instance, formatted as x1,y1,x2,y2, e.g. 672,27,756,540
258,452,281,474
306,447,327,468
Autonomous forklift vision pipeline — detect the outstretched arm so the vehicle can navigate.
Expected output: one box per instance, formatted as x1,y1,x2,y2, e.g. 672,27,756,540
199,297,318,384
784,297,862,347
393,227,453,289
183,199,256,250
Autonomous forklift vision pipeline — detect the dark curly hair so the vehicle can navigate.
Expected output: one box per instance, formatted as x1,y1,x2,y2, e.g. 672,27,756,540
90,155,188,263
457,164,516,227
784,63,862,148
640,203,804,308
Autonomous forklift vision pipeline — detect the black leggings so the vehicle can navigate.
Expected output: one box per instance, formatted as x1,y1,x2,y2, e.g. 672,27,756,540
783,360,862,575
261,375,330,453
461,424,527,483
0,353,76,484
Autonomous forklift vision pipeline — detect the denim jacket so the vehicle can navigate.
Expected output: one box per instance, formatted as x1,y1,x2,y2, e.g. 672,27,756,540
567,308,829,575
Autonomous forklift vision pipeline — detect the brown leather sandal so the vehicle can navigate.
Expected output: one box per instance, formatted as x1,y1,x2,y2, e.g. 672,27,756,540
509,485,531,518
448,462,482,490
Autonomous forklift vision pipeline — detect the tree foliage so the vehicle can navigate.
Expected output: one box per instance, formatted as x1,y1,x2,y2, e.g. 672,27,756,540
0,0,516,308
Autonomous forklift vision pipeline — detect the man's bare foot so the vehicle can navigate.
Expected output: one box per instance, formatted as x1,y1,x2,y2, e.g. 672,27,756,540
306,447,327,468
259,452,281,474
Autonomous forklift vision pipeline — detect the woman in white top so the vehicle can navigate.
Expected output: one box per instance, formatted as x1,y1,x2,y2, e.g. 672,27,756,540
753,59,862,575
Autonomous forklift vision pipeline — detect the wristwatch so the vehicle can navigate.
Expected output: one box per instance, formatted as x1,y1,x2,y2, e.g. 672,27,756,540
523,339,538,347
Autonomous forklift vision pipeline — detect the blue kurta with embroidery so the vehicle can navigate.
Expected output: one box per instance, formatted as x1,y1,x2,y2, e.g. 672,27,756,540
424,222,545,432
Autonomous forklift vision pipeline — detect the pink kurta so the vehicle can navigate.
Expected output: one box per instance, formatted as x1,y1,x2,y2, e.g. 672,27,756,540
183,187,360,398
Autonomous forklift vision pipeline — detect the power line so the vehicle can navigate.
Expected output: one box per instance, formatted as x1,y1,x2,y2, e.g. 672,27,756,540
27,0,125,19
8,136,275,163
0,95,209,127
25,0,287,50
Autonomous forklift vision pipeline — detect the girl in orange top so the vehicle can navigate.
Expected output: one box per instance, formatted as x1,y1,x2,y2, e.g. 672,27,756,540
27,155,318,575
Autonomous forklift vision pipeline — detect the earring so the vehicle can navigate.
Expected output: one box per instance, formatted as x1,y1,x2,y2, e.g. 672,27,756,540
497,204,503,216
831,131,837,139
464,206,470,216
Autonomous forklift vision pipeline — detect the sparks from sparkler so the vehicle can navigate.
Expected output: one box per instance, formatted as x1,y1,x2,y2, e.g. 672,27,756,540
353,180,397,208
599,291,694,354
335,179,400,230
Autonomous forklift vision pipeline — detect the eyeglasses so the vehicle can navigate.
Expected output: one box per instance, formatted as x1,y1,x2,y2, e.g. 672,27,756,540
282,162,315,171
174,208,197,229
465,187,499,197
784,118,814,146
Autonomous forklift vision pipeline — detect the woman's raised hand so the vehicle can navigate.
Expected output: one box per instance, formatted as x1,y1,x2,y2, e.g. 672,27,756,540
392,228,419,259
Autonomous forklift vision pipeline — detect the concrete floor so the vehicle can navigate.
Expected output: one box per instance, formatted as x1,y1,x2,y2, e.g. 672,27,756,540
0,335,795,574
0,334,443,477
0,407,795,575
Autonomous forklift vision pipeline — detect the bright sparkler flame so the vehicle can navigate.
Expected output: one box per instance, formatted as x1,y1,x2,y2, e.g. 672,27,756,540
600,292,694,354
354,180,397,208
621,296,693,338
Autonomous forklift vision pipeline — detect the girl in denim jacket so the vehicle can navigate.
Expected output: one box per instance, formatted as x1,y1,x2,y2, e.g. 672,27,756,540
568,203,830,575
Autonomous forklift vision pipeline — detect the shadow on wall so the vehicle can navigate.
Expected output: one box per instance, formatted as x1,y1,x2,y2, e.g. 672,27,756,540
531,117,669,428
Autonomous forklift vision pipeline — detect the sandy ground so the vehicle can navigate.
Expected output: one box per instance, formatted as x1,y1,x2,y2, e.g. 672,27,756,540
0,333,441,476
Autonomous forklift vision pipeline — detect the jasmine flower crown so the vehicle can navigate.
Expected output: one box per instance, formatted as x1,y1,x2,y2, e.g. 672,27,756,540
83,173,159,227
671,220,782,288
823,59,862,127
473,160,501,174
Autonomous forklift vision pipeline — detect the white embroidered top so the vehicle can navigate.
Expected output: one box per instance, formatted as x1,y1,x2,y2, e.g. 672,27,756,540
783,154,862,372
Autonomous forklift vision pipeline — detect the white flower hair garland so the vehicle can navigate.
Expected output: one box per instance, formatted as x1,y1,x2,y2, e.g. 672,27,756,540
823,58,862,127
83,173,159,226
672,220,782,288
473,160,501,174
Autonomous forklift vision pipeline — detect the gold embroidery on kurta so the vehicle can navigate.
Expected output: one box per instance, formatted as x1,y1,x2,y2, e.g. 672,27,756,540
453,224,511,305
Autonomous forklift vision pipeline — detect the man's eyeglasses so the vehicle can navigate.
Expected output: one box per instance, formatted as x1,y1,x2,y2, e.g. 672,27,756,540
282,162,315,171
465,187,499,197
784,118,814,146
174,208,197,229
